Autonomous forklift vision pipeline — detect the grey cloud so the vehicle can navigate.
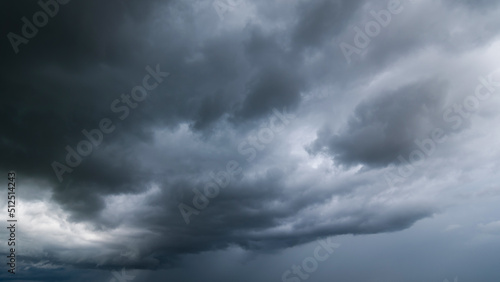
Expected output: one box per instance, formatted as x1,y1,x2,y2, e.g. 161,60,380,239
291,0,362,51
1,0,500,280
308,79,449,167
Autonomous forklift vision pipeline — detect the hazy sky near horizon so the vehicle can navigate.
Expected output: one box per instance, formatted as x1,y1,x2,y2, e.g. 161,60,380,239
1,0,500,281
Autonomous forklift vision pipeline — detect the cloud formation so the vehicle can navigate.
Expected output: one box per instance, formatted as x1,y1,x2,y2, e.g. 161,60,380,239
1,0,500,280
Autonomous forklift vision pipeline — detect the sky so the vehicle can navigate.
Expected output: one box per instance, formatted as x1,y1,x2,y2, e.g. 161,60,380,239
1,0,500,281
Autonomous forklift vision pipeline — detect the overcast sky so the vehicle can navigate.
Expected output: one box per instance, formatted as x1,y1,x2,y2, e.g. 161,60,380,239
1,0,500,281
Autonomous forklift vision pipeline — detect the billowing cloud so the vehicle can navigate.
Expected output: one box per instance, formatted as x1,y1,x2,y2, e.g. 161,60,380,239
1,0,500,281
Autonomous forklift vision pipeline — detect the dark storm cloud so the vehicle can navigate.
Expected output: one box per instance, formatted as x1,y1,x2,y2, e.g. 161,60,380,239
2,0,500,279
0,0,219,220
235,66,303,120
0,0,172,175
291,0,362,51
95,167,434,269
308,79,450,167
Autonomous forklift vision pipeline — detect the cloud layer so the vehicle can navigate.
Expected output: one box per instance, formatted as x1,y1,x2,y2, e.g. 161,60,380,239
1,0,500,280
